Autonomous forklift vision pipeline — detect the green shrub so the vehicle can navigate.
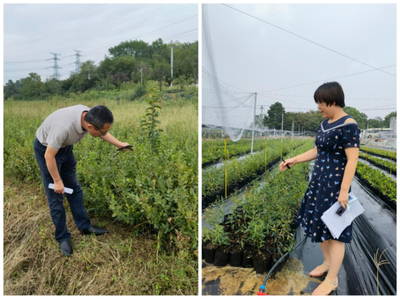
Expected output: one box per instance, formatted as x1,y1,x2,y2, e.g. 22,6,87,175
131,84,147,101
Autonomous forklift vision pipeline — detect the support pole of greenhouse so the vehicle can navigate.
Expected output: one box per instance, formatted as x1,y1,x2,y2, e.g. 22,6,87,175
251,92,257,154
291,120,294,142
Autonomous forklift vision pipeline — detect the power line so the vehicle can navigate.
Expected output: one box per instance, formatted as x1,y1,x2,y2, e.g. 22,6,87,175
257,64,396,93
222,4,396,78
257,94,315,108
360,107,396,111
162,28,198,40
83,14,198,55
260,93,395,102
5,54,75,64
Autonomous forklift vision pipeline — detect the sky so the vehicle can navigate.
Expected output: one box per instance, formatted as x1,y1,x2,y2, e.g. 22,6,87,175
3,3,198,83
202,3,396,125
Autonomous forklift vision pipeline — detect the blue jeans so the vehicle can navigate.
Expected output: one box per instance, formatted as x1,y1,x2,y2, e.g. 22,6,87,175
33,138,91,243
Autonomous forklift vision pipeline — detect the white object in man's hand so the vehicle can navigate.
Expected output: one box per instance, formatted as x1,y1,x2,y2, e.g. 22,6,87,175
48,183,74,194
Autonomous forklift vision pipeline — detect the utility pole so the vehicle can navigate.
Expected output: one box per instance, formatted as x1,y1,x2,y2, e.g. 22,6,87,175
281,113,284,136
291,120,294,141
251,92,257,154
73,50,82,73
170,46,174,86
260,105,264,128
140,66,147,84
46,53,62,80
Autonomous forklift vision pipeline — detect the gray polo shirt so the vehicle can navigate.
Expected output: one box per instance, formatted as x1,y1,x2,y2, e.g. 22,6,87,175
36,105,90,149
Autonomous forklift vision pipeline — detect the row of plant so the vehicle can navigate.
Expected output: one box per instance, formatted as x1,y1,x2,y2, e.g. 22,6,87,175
360,146,397,161
202,140,314,274
202,139,307,209
4,91,198,254
202,139,269,166
358,152,396,175
355,162,397,210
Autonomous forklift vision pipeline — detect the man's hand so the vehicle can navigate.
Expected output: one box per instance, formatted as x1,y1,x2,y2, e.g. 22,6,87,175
54,180,65,194
118,142,134,152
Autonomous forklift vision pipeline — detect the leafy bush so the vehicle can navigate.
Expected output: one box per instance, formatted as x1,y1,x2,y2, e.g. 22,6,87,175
356,162,396,202
131,84,147,101
360,146,396,161
359,152,396,172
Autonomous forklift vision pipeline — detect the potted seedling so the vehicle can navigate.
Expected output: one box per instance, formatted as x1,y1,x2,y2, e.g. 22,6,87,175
245,219,271,274
203,226,217,264
202,205,221,263
272,221,294,273
226,214,243,267
211,225,231,267
241,223,255,268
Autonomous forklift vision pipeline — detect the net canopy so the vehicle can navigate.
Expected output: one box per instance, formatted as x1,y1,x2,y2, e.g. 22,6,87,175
202,4,255,142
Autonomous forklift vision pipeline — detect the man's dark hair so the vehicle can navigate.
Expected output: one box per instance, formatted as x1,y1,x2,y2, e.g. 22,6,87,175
314,82,345,108
84,105,114,129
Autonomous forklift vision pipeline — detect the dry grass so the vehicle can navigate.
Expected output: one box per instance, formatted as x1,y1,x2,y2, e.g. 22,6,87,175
4,179,197,295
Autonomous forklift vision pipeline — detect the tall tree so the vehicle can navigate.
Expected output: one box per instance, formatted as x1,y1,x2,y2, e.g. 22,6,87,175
171,41,198,83
151,38,169,61
150,53,170,90
108,40,152,59
343,106,368,129
4,79,22,100
72,61,98,92
21,73,44,100
383,111,396,127
367,117,384,128
44,78,62,96
283,111,323,133
264,102,285,129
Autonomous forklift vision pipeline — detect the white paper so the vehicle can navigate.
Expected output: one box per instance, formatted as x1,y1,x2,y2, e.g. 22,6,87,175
48,183,74,194
321,192,364,239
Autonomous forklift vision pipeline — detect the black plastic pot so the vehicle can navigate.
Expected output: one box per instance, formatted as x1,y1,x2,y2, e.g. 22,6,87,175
204,247,216,264
253,249,272,274
202,239,210,260
214,248,229,267
242,246,254,268
229,248,243,267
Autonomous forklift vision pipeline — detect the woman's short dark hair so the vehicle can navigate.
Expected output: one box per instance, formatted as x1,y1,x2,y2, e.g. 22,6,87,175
84,105,114,129
314,82,345,108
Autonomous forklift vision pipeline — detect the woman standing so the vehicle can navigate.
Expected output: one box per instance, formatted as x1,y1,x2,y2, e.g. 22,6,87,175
279,82,360,295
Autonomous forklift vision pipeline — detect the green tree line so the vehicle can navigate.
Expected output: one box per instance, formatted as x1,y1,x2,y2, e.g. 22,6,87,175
256,102,396,132
4,38,198,100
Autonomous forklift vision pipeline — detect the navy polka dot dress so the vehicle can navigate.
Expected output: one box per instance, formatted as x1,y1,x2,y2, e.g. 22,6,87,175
297,115,360,243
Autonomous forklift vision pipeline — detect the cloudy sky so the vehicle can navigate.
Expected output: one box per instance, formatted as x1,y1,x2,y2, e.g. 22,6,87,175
4,4,198,83
202,3,396,124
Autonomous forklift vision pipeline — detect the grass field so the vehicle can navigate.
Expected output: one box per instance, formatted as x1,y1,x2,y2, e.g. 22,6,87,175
3,88,198,295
